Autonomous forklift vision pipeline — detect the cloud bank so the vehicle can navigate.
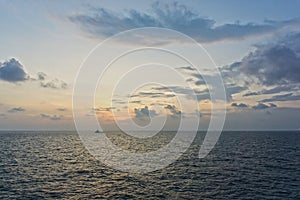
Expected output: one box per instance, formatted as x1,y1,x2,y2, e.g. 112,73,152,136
69,2,299,43
224,33,300,103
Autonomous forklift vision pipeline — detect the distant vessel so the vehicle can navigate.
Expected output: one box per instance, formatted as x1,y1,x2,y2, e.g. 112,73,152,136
95,130,101,133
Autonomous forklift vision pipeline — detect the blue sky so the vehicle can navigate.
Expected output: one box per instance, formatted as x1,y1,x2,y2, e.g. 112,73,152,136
0,0,300,130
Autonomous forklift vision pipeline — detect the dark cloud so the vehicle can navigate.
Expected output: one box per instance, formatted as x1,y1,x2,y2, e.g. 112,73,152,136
269,103,277,108
228,34,300,86
260,93,300,102
243,91,260,97
0,113,6,118
252,103,277,110
223,33,300,103
0,58,28,82
243,85,299,97
40,114,62,120
231,102,248,108
69,2,297,43
8,107,26,113
164,104,182,118
134,106,157,119
176,66,196,71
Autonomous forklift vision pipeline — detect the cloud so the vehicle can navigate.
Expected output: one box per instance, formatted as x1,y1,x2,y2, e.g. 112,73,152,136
57,108,67,112
40,78,67,89
225,84,247,100
40,114,62,120
131,91,176,99
176,66,197,71
231,102,248,108
191,73,247,101
197,84,245,102
260,93,300,102
69,2,298,43
164,104,182,118
153,81,245,102
252,103,277,110
134,106,157,118
228,33,300,86
222,33,300,103
243,85,299,97
7,107,26,113
32,71,68,89
153,86,195,95
37,72,47,81
112,99,127,105
0,58,28,82
93,107,116,112
243,91,260,97
0,113,6,119
129,100,142,104
0,58,68,89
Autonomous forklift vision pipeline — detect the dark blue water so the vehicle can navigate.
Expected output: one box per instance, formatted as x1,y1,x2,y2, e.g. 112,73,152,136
0,131,299,199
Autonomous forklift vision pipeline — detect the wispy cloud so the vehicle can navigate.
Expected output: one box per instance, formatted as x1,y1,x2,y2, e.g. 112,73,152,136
40,114,62,120
93,107,116,112
7,107,26,113
175,66,197,71
69,2,299,43
243,85,299,97
131,91,176,99
57,108,67,112
260,93,300,102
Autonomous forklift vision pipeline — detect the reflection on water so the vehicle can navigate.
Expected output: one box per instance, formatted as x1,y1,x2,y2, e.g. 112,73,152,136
0,131,299,199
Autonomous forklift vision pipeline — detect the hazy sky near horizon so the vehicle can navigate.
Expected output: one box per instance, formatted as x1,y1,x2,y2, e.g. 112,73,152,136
0,0,300,130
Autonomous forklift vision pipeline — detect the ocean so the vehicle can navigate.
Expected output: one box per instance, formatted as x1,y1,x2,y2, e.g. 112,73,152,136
0,131,299,199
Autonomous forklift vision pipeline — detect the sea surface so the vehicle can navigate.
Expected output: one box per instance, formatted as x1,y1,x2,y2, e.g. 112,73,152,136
0,131,299,199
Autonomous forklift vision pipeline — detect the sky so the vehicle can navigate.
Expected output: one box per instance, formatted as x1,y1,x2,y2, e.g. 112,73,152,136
0,0,300,130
